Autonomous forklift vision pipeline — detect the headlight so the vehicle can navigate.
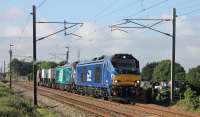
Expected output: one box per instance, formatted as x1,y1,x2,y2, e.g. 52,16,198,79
114,80,118,83
136,80,140,83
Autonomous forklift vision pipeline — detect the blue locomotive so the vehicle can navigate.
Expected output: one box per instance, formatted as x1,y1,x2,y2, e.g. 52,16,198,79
37,53,141,101
75,54,140,99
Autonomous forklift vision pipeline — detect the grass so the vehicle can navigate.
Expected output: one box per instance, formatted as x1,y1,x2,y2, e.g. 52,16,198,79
0,82,59,117
176,99,200,114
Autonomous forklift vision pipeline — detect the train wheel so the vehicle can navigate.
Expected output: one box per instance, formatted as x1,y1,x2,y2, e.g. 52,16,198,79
103,92,109,100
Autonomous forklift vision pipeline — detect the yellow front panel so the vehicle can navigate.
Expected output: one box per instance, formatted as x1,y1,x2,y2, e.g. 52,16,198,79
112,74,140,86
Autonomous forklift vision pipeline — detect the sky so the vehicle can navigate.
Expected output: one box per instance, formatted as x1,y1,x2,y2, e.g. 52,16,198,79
0,0,200,72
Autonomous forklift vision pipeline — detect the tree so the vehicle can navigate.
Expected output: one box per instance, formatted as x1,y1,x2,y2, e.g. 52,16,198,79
186,65,200,89
141,62,158,81
37,61,57,70
10,58,32,76
152,60,186,83
59,61,66,66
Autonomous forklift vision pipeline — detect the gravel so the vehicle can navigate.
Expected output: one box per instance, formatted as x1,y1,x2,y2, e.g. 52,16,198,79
13,83,96,117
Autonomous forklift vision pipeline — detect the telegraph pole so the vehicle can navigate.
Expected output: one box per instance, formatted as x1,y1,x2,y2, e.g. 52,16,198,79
9,44,13,89
171,8,176,103
66,47,69,64
3,61,5,80
3,61,5,75
32,5,37,106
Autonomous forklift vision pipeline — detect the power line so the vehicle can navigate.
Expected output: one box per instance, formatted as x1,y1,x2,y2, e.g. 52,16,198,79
178,8,200,17
127,0,169,18
176,1,200,10
36,0,47,9
19,15,31,40
93,0,140,22
85,0,141,40
92,0,119,21
108,0,169,31
85,0,168,39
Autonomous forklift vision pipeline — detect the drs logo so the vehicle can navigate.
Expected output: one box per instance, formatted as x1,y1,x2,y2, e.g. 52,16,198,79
87,70,92,81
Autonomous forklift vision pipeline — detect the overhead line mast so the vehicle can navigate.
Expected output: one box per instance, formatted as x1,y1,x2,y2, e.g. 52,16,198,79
32,5,83,106
110,8,177,103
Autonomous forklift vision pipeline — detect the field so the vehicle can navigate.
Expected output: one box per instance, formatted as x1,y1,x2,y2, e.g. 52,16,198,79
0,82,59,117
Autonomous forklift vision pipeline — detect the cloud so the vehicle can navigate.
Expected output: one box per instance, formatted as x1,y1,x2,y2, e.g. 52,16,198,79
0,18,57,38
77,22,97,40
0,26,22,37
111,29,128,39
0,6,200,72
0,7,24,21
177,16,194,37
187,46,200,58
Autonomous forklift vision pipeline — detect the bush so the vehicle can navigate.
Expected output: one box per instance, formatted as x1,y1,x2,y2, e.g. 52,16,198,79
9,96,35,114
0,107,21,117
177,88,200,111
155,88,170,104
0,83,56,117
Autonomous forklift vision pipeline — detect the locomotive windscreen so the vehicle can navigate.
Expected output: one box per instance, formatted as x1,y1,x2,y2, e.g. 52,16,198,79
111,54,140,74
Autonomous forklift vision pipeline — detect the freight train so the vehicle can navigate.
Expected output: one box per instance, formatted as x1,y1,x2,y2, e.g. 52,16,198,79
37,54,141,101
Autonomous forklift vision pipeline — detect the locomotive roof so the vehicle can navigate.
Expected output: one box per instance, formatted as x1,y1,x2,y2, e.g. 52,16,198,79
78,55,110,65
77,53,137,65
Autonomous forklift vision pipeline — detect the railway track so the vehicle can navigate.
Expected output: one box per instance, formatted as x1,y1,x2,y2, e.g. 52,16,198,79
15,82,198,117
15,82,143,117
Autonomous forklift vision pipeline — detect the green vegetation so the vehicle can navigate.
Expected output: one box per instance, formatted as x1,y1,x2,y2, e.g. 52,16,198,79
37,61,57,70
10,58,58,76
141,61,200,112
11,58,32,76
0,82,58,117
8,58,59,81
176,65,200,112
141,62,158,81
177,88,200,112
155,88,170,104
152,60,185,82
186,65,200,91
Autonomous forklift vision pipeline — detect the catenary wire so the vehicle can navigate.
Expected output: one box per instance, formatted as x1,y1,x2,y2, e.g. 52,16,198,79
92,0,141,22
178,8,200,17
127,0,169,19
92,0,119,21
84,0,169,39
36,0,47,9
19,15,31,40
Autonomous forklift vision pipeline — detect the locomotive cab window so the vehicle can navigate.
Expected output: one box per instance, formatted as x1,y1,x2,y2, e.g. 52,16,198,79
111,54,140,74
95,66,101,83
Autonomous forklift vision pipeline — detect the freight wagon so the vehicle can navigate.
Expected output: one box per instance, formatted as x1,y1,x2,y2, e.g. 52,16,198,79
54,65,74,91
38,69,48,86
